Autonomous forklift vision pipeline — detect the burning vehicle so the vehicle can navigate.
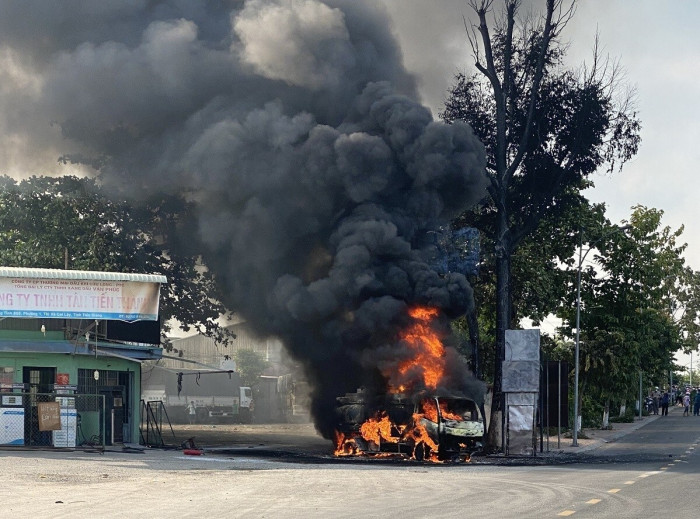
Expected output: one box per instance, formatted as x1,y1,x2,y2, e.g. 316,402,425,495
335,390,484,462
332,306,486,463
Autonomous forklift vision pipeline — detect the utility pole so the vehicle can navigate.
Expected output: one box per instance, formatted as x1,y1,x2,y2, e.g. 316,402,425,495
638,371,642,420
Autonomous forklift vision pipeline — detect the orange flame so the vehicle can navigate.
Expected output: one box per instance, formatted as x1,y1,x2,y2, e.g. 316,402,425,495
404,413,440,462
334,412,405,454
334,430,360,456
359,412,400,445
420,398,463,422
333,306,464,463
396,306,445,391
334,411,442,462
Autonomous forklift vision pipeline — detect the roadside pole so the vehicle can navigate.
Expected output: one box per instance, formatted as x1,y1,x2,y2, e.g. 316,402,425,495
638,371,642,419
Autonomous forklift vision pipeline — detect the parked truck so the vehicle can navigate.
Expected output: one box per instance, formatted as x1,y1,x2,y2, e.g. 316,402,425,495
142,368,253,424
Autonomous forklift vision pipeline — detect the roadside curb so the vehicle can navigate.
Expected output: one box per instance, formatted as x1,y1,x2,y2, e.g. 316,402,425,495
530,410,667,458
576,412,663,454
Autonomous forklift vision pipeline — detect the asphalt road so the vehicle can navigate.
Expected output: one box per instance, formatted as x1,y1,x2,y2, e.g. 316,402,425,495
2,408,699,518
537,407,700,517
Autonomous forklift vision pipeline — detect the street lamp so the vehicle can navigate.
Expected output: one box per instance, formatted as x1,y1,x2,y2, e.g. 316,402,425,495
572,224,631,446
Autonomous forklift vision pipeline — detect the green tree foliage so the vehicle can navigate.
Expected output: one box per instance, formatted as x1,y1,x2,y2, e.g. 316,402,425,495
441,0,641,449
668,267,700,356
0,175,232,345
454,204,591,383
232,349,269,387
557,206,694,409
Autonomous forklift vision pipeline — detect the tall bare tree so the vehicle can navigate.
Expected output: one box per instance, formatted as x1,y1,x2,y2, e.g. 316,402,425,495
443,0,641,450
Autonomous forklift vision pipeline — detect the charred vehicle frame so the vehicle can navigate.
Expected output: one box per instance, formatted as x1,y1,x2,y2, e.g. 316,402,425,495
335,390,485,461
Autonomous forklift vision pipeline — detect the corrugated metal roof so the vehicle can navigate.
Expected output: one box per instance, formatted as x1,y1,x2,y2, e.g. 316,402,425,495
0,266,167,284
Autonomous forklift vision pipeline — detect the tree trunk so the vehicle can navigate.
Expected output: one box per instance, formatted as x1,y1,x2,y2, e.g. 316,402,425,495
602,398,610,428
487,225,510,452
466,306,481,379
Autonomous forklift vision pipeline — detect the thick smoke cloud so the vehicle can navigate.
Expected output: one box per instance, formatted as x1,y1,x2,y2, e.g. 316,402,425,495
0,0,488,437
234,0,356,90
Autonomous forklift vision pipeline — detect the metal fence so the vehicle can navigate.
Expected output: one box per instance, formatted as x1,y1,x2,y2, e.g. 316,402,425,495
0,392,105,450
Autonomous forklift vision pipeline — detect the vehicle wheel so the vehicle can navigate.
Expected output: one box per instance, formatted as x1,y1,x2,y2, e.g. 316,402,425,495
412,442,433,461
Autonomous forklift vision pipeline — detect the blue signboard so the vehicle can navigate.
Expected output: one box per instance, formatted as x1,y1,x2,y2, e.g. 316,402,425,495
430,227,480,276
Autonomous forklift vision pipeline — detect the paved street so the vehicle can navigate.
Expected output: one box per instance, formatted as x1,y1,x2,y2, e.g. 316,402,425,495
2,407,699,518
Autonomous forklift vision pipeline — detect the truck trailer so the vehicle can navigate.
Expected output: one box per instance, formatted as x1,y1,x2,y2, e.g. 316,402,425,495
142,368,253,424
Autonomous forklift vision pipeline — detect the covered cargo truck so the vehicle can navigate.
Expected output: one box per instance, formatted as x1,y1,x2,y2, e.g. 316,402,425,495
142,368,253,423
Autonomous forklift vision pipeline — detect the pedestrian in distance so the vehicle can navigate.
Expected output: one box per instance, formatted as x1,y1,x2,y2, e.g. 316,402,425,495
188,401,197,424
694,392,700,416
652,387,660,415
661,391,669,416
249,399,255,424
683,392,691,416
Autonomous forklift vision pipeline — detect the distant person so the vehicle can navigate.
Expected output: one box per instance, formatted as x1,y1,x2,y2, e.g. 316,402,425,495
661,391,669,416
652,387,660,415
694,392,700,416
683,392,691,416
188,401,196,424
248,399,255,424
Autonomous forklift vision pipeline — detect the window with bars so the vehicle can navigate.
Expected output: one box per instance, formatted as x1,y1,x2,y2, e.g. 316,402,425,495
77,368,119,411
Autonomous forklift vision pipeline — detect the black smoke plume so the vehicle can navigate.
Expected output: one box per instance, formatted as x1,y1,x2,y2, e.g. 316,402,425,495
0,0,488,437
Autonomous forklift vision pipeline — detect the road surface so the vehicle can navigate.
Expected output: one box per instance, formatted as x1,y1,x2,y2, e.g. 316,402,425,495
2,408,698,518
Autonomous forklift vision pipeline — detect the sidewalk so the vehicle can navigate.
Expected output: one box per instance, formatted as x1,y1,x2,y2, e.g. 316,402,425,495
537,408,664,457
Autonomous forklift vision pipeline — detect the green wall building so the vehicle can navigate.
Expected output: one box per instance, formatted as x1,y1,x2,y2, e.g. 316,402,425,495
0,267,164,448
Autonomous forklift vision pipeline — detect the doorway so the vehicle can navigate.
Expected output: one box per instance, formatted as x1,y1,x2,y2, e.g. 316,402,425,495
99,386,125,444
23,366,56,446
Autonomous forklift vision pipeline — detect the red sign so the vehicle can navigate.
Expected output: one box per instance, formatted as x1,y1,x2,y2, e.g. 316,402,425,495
56,373,70,385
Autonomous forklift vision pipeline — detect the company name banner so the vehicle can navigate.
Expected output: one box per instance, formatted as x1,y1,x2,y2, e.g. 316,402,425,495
0,277,161,321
